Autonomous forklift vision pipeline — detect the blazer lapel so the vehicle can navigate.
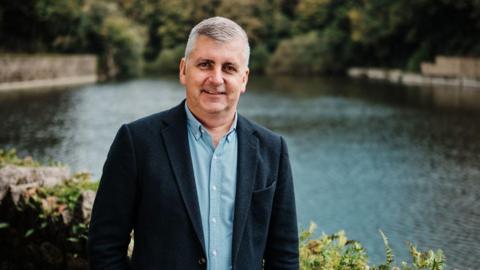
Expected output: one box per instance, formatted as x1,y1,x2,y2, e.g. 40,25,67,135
232,116,258,266
160,102,206,254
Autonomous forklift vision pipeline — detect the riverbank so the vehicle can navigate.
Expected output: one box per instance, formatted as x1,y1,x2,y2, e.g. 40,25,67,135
0,149,445,269
0,54,98,91
348,67,480,88
348,56,480,89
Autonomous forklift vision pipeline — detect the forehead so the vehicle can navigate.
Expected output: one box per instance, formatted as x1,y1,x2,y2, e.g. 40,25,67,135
189,35,247,65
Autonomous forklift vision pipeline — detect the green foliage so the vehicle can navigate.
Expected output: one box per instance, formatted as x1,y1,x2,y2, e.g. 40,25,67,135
0,149,40,168
300,222,369,269
267,32,323,75
1,0,479,76
300,223,445,270
156,1,193,50
40,172,99,211
294,0,334,34
33,0,89,52
406,45,432,72
144,44,185,74
99,15,145,78
406,244,445,270
249,44,271,74
13,174,97,245
267,27,351,75
376,230,394,270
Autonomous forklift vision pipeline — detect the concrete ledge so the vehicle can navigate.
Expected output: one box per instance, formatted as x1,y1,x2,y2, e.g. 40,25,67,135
0,75,98,91
421,56,480,77
0,54,98,91
347,67,480,89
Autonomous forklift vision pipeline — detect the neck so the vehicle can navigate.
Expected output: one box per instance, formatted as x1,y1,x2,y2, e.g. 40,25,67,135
187,104,236,147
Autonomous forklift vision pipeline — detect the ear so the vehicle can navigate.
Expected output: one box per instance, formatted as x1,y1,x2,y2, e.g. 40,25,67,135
240,67,249,94
179,58,187,85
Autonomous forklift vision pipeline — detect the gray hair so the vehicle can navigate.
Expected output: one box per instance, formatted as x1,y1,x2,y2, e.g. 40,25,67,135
184,16,250,67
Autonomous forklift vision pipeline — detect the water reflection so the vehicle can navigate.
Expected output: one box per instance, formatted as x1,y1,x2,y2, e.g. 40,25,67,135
0,88,74,160
0,76,479,269
249,76,480,112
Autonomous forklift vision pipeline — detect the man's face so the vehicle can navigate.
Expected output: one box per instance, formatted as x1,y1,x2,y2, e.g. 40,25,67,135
180,35,249,119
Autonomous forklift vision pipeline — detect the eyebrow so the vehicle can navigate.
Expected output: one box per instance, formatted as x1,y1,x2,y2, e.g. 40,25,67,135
195,58,240,69
195,58,213,64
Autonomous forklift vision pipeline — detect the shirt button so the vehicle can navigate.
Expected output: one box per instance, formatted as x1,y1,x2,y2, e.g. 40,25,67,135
212,250,217,256
198,257,206,265
213,155,218,160
212,185,217,191
212,218,216,223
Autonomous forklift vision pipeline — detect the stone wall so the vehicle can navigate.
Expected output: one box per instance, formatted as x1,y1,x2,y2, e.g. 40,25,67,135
421,56,480,78
348,67,480,88
0,165,94,269
0,54,98,91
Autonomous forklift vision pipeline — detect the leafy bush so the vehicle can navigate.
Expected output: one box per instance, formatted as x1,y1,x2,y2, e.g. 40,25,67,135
0,149,40,167
249,44,271,74
99,15,145,79
267,27,352,75
267,32,323,75
300,223,445,270
144,44,185,74
406,45,432,72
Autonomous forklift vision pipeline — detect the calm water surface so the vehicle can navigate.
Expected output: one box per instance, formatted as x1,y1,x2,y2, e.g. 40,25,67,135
1,76,479,269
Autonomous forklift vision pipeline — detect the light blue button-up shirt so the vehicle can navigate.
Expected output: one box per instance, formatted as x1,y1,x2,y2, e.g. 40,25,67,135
185,104,238,270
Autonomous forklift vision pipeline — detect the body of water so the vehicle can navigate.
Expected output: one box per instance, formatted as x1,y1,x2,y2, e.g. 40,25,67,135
1,76,479,268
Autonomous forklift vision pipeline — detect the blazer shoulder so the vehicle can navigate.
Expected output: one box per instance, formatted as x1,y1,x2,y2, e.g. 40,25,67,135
238,114,283,147
126,102,184,132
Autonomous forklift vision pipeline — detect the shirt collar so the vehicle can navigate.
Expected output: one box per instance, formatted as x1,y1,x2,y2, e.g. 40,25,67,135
185,102,237,142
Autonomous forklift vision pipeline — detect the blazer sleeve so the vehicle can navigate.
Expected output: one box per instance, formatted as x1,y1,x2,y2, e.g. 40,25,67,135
264,136,300,269
88,124,138,270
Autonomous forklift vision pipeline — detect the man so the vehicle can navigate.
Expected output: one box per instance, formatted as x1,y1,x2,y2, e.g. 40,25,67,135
88,17,298,270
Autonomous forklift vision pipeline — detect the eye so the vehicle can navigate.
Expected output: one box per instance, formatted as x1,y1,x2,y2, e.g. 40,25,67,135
197,62,211,69
223,65,237,73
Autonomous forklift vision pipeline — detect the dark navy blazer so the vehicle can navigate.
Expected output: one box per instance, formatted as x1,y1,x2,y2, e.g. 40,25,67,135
88,101,299,269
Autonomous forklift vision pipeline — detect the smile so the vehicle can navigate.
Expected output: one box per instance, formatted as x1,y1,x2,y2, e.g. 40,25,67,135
201,89,225,95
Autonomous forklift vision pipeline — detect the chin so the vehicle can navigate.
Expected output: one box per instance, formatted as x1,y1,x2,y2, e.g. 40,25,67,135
203,106,227,115
200,101,227,114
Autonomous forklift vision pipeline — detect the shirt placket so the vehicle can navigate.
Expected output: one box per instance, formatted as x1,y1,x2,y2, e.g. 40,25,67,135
208,139,224,270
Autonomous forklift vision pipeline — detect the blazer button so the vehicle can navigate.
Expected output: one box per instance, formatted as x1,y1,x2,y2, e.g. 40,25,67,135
198,257,206,265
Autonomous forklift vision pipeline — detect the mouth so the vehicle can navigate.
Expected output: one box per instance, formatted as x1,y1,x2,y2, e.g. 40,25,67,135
201,89,226,95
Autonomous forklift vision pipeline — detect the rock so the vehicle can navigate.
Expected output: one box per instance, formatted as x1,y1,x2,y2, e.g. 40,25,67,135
60,205,73,225
0,165,70,202
74,190,96,223
8,182,39,206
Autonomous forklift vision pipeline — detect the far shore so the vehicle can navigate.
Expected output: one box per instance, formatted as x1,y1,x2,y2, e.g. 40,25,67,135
348,67,480,89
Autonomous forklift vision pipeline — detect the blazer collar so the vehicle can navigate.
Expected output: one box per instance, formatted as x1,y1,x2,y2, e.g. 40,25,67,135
160,100,206,253
232,114,259,266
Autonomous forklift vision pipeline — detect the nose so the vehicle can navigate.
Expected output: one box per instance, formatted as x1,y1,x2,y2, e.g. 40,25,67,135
207,67,224,86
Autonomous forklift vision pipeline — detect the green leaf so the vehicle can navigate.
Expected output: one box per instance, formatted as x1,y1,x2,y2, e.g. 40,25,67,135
67,237,79,242
25,229,35,238
0,222,9,229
